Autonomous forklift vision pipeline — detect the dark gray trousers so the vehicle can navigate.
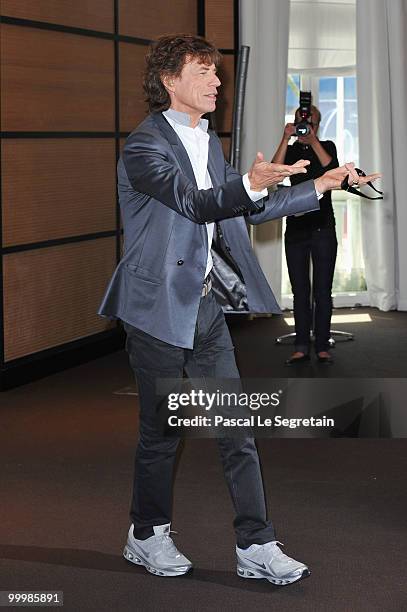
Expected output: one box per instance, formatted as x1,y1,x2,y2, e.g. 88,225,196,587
285,225,338,354
123,290,275,548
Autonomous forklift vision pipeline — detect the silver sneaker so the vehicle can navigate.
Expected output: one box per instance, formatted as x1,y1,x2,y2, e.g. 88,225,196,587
236,540,310,586
123,523,192,577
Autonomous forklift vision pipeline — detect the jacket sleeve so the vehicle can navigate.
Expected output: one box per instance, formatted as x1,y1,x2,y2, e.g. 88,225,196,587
224,158,320,224
122,130,262,224
225,160,242,182
247,180,320,225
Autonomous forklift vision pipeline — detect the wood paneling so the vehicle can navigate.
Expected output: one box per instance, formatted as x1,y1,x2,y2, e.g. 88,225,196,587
2,139,116,246
205,0,234,49
119,42,148,133
1,25,115,131
0,0,114,33
119,0,197,40
215,54,234,132
120,137,128,154
3,238,116,361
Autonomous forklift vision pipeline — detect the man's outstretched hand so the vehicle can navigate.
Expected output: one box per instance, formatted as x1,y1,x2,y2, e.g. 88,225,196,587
248,152,310,191
248,155,381,197
315,163,381,194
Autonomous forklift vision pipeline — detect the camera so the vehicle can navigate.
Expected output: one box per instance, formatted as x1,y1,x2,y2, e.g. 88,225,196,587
295,91,312,137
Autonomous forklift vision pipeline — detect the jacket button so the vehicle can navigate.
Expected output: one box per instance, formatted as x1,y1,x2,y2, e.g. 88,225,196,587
177,259,184,265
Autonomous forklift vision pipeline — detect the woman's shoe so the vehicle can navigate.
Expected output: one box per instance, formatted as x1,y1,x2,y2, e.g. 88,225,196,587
285,353,310,366
317,351,334,364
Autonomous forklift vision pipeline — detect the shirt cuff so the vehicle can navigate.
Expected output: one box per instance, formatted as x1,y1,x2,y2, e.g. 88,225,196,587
242,173,268,202
315,188,324,200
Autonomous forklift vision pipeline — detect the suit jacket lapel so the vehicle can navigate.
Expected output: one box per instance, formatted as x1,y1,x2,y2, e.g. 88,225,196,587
152,112,198,188
207,132,223,187
152,112,207,249
153,112,224,190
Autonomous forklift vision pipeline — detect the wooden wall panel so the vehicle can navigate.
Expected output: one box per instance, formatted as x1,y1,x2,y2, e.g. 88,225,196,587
0,0,114,32
215,54,234,132
205,0,234,49
3,238,116,361
119,42,148,133
120,137,127,154
119,0,197,40
2,139,116,246
1,25,115,131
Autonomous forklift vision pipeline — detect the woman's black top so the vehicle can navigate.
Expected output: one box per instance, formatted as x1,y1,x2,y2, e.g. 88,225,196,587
284,140,339,233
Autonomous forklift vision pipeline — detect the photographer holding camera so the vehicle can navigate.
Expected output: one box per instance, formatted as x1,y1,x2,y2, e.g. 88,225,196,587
272,94,339,364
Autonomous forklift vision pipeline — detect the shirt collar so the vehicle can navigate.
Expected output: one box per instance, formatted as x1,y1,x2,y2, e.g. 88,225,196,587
163,108,209,132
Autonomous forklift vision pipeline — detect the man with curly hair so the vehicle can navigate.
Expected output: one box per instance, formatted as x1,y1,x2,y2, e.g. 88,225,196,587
99,34,377,586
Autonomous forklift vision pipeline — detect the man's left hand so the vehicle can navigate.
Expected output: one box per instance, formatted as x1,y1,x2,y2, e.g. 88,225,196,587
314,162,381,194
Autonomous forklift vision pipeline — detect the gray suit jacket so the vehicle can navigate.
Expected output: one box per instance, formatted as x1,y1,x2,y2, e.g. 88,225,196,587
98,112,319,348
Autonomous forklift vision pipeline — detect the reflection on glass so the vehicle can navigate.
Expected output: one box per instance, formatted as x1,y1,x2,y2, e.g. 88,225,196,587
286,74,300,116
319,76,358,166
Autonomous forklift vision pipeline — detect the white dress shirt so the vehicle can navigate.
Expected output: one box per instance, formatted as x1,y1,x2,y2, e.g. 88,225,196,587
163,109,267,279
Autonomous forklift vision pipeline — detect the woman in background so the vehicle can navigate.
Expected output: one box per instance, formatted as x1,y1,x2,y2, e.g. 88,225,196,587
272,105,339,364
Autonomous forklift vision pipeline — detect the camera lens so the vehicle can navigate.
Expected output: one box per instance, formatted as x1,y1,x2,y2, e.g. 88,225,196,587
295,122,311,137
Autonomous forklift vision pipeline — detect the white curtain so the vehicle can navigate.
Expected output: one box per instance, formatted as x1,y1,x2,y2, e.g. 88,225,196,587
239,0,290,305
356,0,407,310
289,0,356,75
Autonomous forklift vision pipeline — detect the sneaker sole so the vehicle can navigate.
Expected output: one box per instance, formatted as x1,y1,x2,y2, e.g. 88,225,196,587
123,545,192,577
237,565,310,586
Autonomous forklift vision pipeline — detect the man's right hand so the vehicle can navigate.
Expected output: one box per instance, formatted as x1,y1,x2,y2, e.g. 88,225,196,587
248,152,310,192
